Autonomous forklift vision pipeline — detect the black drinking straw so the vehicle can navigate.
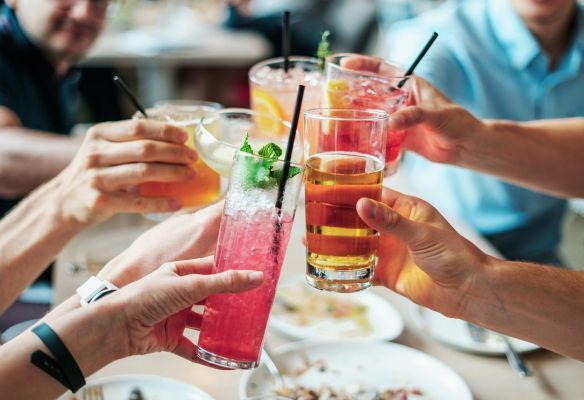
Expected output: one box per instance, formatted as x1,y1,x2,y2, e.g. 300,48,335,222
113,75,148,118
397,32,439,88
275,84,304,211
282,10,291,73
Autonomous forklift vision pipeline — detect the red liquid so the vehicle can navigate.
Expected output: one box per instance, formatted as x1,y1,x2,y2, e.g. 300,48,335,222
198,210,294,364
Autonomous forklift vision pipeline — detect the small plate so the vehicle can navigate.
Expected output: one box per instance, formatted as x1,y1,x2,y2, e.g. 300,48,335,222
240,340,472,399
59,374,214,400
269,281,404,341
410,304,540,355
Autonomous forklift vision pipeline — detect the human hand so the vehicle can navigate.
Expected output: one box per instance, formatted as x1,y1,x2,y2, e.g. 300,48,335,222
55,119,196,226
390,77,487,164
107,257,263,365
356,188,492,318
99,201,224,287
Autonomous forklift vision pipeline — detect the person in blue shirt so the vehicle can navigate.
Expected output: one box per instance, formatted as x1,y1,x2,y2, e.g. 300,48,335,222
386,0,584,264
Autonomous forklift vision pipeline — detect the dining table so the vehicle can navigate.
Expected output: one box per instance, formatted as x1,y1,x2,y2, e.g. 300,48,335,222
53,170,584,400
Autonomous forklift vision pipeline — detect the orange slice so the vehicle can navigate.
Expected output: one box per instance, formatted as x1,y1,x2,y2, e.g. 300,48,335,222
325,79,351,108
251,87,285,137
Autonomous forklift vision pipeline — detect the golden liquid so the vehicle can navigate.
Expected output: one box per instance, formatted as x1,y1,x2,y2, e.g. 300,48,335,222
140,123,221,208
305,152,383,273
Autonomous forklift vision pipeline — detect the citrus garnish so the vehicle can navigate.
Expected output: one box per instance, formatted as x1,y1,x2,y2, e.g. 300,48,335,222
251,87,285,136
325,79,351,108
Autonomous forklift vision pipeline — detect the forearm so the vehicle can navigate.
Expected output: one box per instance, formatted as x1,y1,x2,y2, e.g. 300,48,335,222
0,127,81,197
462,258,584,360
0,177,85,313
0,299,126,400
458,118,584,198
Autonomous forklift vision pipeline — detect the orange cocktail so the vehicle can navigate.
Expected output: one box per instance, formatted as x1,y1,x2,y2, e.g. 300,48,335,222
138,104,221,209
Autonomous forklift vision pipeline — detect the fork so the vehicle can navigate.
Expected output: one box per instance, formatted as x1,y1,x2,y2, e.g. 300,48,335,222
466,322,532,378
83,384,104,400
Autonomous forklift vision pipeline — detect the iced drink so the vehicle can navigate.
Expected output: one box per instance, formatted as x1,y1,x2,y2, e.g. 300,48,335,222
197,150,304,369
304,109,388,293
249,56,322,137
325,53,411,175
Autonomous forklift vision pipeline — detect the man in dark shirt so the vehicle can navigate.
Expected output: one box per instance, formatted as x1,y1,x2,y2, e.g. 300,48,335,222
0,0,121,218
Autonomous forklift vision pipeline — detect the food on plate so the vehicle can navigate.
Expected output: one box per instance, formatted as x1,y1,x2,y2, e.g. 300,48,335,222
275,383,425,400
272,286,373,335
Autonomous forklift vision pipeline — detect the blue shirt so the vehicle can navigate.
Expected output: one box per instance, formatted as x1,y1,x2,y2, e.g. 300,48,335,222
387,0,584,261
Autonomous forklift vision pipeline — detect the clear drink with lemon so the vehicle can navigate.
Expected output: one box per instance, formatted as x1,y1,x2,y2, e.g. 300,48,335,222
249,56,322,138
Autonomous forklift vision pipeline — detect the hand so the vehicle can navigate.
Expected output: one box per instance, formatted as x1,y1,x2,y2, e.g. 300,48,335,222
356,188,492,318
391,77,487,164
55,119,196,226
108,257,264,365
99,201,224,287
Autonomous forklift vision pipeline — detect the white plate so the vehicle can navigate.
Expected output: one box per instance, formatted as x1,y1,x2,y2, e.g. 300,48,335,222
59,374,214,400
410,304,540,355
241,340,472,400
269,281,404,341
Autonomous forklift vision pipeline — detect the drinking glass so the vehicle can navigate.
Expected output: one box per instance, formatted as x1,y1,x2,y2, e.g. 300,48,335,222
303,108,388,293
196,150,304,369
325,53,411,175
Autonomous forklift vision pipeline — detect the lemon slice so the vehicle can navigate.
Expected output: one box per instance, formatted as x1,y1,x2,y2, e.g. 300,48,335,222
325,79,351,108
251,87,285,137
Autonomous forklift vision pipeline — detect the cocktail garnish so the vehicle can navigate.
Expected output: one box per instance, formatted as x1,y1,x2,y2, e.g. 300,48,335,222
238,134,301,189
317,30,331,73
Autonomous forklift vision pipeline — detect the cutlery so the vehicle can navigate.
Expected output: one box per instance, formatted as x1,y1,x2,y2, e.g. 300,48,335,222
466,322,531,377
261,346,286,390
83,384,104,400
129,387,145,400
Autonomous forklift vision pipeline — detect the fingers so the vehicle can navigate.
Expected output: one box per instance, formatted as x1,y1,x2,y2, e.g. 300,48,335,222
94,163,194,190
340,55,382,73
89,120,188,143
93,140,196,167
105,192,182,213
171,256,215,276
357,197,429,248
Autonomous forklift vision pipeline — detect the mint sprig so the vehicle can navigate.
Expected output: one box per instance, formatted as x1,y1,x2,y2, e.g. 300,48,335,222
317,30,331,73
237,134,301,189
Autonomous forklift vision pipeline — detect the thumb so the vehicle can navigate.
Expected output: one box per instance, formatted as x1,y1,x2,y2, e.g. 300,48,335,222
182,269,264,304
357,198,429,248
388,106,448,132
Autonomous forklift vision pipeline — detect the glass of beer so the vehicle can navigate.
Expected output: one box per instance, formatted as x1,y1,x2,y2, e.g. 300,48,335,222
303,109,388,293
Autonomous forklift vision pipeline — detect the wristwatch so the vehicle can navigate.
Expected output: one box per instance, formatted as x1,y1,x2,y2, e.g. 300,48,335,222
76,276,118,307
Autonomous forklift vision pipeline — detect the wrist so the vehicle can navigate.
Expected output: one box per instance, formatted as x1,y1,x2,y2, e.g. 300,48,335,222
456,117,493,169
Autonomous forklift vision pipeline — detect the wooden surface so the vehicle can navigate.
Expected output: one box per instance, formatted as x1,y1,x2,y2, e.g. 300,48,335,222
54,175,584,400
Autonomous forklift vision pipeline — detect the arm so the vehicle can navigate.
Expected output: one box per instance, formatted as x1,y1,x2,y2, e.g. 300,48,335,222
357,189,584,360
0,259,263,400
393,78,584,198
0,119,196,312
0,107,81,197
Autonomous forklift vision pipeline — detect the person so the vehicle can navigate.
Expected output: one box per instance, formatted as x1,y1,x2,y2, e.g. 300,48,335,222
0,118,196,314
0,0,123,219
385,0,584,264
0,255,264,400
354,77,584,361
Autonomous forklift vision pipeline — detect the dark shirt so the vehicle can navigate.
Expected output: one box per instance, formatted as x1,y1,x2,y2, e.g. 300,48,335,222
0,4,122,219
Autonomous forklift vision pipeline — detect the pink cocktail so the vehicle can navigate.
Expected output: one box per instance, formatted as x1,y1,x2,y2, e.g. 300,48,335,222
197,150,304,369
325,53,412,175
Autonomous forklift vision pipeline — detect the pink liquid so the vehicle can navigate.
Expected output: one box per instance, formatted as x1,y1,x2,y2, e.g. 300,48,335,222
326,78,408,165
198,210,294,364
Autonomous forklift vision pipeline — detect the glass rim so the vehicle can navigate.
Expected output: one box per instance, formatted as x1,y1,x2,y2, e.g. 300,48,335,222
153,99,223,111
198,107,301,162
326,52,411,80
304,108,389,122
249,56,321,83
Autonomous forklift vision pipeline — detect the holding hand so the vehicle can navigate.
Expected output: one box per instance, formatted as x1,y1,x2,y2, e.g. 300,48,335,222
55,119,196,226
356,188,492,318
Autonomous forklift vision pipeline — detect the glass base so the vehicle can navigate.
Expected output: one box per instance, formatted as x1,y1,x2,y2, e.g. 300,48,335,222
196,346,259,370
306,263,373,293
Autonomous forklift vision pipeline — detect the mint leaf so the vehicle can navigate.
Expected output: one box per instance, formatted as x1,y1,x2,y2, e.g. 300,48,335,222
258,142,282,160
269,166,302,183
240,133,253,154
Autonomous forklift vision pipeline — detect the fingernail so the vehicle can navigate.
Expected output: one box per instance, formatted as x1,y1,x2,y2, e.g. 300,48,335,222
361,199,379,219
169,199,182,210
188,150,198,160
177,130,188,142
187,169,196,179
389,114,403,129
248,271,264,285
